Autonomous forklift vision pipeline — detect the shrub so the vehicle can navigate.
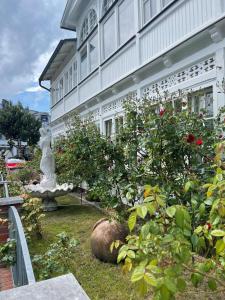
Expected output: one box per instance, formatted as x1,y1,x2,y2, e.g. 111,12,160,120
55,95,218,215
32,232,79,280
115,143,225,299
21,196,45,239
0,239,16,266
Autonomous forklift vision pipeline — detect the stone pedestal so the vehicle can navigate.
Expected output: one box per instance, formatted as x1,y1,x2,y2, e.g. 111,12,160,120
42,197,58,212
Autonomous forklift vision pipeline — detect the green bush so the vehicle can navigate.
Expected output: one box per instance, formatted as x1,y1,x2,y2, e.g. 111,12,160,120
32,232,79,280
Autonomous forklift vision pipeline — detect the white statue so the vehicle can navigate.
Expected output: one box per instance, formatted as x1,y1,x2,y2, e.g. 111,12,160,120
39,126,56,189
25,126,73,211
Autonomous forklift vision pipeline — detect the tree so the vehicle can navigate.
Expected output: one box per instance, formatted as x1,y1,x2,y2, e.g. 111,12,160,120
0,100,41,157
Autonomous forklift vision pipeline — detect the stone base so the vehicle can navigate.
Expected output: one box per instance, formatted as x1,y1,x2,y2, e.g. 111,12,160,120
42,197,58,212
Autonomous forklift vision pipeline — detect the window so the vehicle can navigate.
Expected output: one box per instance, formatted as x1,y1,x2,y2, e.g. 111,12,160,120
69,66,73,91
115,116,123,134
80,18,89,43
105,119,112,138
90,9,97,31
189,88,213,117
142,0,157,24
80,48,87,80
102,0,116,15
103,13,116,59
59,78,64,99
90,34,98,72
118,0,134,46
73,61,77,87
65,72,69,94
80,9,97,44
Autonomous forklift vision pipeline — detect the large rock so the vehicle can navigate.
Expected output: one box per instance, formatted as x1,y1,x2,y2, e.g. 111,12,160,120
90,218,128,263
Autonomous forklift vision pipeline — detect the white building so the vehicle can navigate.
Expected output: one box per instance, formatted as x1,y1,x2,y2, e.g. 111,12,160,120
39,0,225,139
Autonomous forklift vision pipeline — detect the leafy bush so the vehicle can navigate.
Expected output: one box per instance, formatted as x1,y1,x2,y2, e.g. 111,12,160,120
21,196,45,239
32,232,79,280
0,239,16,266
115,143,225,299
55,95,218,215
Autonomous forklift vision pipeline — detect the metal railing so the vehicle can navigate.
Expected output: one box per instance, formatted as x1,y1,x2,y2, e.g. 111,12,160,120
8,206,36,287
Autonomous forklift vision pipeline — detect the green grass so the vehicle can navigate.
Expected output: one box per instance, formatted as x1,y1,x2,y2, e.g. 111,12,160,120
29,195,140,300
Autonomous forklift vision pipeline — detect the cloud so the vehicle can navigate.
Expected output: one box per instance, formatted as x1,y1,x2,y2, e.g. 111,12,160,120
25,86,43,93
0,0,74,110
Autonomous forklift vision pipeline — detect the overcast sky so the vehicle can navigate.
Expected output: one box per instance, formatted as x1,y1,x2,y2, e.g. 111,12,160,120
0,0,74,112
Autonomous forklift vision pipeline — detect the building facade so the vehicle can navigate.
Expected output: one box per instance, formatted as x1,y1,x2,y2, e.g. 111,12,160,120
39,0,225,139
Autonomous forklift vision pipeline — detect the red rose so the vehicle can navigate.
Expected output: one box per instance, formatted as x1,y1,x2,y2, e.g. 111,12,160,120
186,134,195,143
159,109,165,117
196,138,203,146
206,223,212,230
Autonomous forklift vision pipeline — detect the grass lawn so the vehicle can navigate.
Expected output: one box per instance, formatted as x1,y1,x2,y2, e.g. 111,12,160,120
29,195,140,300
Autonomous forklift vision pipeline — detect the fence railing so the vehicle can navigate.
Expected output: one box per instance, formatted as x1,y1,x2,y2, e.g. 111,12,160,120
8,206,36,287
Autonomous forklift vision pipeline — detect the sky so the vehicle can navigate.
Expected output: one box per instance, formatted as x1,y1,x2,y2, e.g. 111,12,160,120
0,0,74,112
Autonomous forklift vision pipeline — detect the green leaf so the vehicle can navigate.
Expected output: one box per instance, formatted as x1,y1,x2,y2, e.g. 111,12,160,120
194,226,202,234
131,266,145,282
208,279,217,291
117,250,127,263
165,277,177,293
199,203,205,216
175,209,184,229
160,285,170,300
127,250,135,259
166,206,176,218
146,203,156,215
191,273,203,287
211,230,225,237
184,181,192,193
128,212,137,232
141,223,150,238
144,273,157,287
137,279,148,296
215,239,225,254
204,198,213,205
110,242,115,253
137,205,148,219
191,234,199,247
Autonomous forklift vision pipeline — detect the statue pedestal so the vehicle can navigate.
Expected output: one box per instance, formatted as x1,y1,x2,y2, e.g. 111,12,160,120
42,197,58,211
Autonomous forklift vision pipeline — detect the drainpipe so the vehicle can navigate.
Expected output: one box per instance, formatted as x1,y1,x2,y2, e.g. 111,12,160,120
39,79,50,92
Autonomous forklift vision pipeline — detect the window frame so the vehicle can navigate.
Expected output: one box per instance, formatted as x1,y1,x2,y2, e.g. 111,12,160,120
80,9,97,45
101,0,135,62
80,46,88,81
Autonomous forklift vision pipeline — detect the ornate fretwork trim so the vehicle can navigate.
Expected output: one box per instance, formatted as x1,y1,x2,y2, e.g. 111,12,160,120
142,57,215,99
102,91,137,114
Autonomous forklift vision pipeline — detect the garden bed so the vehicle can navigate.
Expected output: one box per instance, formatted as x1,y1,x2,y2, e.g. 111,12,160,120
28,195,224,300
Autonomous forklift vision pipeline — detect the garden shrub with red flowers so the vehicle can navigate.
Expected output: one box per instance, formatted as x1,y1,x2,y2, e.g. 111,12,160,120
55,95,225,298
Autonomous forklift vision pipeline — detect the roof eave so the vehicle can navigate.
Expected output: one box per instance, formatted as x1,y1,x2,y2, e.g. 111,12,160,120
39,38,76,83
60,0,77,32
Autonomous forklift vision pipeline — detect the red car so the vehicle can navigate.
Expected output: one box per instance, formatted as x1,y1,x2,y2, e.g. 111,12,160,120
6,157,26,171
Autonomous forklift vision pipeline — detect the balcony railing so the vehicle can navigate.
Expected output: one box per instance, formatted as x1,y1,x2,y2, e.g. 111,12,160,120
8,206,36,287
